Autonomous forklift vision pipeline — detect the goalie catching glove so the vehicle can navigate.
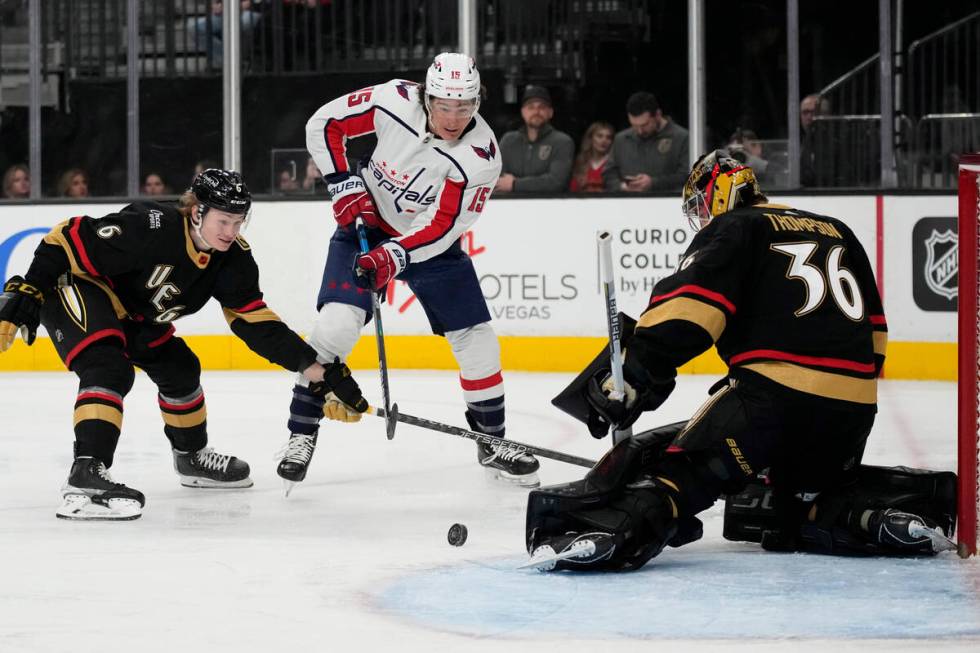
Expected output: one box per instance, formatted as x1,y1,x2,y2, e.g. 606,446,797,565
0,276,43,352
327,174,378,229
308,358,369,422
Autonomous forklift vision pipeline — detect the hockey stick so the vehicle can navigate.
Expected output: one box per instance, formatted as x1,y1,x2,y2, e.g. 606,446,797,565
367,405,597,469
355,217,398,440
597,231,632,445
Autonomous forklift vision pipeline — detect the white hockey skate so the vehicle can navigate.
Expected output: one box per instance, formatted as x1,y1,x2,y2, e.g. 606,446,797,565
56,457,145,521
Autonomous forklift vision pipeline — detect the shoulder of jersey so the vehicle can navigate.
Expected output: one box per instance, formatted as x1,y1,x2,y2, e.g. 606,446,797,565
456,116,501,173
373,79,422,114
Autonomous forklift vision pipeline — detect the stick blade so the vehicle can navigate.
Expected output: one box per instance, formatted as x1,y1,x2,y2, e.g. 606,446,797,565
385,403,398,440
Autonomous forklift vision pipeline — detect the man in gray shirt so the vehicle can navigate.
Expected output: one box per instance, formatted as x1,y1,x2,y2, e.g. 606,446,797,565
495,85,574,193
605,91,689,192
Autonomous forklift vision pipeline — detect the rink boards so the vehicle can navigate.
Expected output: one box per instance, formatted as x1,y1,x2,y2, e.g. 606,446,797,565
0,194,959,379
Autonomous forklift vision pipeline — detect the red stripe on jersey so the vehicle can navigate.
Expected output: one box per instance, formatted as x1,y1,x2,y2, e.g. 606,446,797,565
64,329,127,369
69,217,101,278
324,109,377,174
147,325,176,348
398,179,466,252
666,445,685,453
76,391,124,408
158,393,205,411
729,349,876,374
650,284,737,315
233,299,267,313
459,371,503,391
869,314,887,326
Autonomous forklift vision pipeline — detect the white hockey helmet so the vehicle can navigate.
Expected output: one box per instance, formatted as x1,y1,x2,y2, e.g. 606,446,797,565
425,52,481,110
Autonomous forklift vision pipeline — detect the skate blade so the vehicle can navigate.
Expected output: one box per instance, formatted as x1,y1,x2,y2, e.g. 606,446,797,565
56,494,142,521
482,467,540,488
909,521,957,553
518,540,598,571
283,479,297,498
179,475,254,489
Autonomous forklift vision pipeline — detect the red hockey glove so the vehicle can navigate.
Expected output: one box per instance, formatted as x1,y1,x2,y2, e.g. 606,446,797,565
353,242,408,290
327,175,378,228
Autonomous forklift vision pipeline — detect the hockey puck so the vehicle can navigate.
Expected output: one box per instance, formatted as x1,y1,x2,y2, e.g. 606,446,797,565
447,523,468,546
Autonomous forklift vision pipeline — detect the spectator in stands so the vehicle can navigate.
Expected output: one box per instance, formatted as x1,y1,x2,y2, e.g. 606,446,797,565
727,128,788,189
276,167,301,193
142,172,171,196
187,1,262,69
301,156,321,192
800,93,831,186
604,91,689,192
2,164,30,199
569,121,614,193
57,168,89,198
495,85,574,193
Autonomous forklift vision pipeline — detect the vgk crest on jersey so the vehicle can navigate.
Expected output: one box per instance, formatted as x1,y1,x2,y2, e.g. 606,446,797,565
146,265,186,323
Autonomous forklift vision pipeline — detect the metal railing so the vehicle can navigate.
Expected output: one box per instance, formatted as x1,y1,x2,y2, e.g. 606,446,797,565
906,11,979,119
912,113,980,189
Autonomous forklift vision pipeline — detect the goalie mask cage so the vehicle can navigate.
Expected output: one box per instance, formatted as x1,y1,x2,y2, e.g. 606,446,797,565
958,153,980,557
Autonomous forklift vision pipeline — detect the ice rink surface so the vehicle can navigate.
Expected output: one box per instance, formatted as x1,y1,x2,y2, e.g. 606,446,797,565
1,369,978,653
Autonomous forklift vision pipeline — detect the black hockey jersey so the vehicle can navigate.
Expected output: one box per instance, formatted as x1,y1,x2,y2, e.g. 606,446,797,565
24,201,318,372
627,203,887,405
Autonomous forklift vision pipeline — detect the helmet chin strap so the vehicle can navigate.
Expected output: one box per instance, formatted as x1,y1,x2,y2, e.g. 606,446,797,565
192,204,215,251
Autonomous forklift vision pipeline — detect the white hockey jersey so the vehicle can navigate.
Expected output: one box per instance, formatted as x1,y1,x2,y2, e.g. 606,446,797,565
306,79,502,263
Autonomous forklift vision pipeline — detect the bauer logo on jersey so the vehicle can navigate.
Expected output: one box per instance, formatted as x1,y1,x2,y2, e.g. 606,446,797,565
912,217,957,312
472,141,496,161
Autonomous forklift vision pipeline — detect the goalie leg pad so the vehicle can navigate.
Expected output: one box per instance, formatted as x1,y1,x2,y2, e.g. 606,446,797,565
723,464,958,556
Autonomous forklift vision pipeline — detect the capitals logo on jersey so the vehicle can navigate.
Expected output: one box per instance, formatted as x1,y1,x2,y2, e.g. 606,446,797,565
367,159,438,213
395,81,417,101
472,141,496,161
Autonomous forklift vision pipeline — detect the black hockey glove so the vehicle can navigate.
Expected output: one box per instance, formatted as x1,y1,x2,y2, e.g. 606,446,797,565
309,358,369,423
584,369,675,439
0,276,43,352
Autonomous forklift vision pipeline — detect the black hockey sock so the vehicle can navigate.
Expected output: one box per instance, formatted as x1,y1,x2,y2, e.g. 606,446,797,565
465,395,505,436
288,384,324,435
159,386,208,453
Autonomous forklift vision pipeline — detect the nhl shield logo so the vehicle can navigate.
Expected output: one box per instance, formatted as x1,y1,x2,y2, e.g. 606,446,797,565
923,229,957,300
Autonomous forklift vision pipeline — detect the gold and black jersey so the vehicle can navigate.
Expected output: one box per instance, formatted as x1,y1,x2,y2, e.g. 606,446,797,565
627,204,887,405
24,201,318,373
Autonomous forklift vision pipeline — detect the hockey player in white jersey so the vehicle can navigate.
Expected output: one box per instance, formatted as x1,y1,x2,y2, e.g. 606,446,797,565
278,53,540,491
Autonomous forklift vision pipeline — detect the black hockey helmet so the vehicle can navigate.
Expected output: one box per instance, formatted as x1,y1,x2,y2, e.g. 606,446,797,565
190,168,251,215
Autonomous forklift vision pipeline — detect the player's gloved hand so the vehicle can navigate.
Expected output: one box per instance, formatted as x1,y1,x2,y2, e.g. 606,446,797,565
353,241,408,290
309,358,368,422
0,276,43,352
584,369,675,438
327,175,378,229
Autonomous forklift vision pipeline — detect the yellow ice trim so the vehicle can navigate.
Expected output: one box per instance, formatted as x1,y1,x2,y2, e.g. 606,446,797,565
0,336,957,380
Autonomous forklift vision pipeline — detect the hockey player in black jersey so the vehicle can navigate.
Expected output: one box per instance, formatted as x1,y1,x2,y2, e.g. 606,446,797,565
0,169,367,520
526,151,956,570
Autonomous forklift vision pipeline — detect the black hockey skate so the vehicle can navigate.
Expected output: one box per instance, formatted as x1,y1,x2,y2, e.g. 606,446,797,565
868,508,956,554
521,532,617,571
57,457,145,521
277,433,317,497
173,446,252,488
476,438,540,487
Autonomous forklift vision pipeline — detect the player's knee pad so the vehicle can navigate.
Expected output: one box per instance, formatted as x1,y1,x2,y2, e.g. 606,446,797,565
73,343,135,397
299,303,366,384
445,322,500,380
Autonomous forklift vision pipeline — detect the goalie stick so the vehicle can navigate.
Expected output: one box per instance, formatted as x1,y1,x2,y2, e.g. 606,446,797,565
597,231,632,445
355,217,398,440
367,406,597,469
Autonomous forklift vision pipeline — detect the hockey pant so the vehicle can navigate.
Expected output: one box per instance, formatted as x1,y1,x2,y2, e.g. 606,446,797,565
42,275,209,466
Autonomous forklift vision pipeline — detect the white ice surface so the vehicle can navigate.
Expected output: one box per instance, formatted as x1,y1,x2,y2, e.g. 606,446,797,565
0,369,977,653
